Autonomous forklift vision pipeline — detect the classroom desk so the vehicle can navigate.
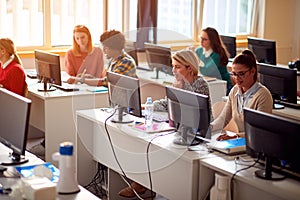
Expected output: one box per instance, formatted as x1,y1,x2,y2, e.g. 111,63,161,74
0,143,100,200
199,155,300,200
137,69,227,105
272,106,300,121
76,108,222,200
26,77,109,169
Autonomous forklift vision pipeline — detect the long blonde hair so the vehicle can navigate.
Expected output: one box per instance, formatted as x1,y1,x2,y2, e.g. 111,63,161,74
0,38,22,65
72,25,93,56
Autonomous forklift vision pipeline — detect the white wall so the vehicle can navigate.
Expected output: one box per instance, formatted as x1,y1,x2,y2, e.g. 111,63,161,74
259,0,299,64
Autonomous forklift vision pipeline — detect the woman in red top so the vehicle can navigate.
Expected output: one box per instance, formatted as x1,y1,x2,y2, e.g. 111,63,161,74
0,38,27,96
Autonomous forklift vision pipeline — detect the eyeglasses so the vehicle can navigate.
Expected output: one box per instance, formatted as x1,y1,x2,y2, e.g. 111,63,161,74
229,70,250,78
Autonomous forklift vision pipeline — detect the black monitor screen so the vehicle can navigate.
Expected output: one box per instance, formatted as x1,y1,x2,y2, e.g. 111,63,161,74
244,108,300,180
248,37,277,65
107,71,142,123
166,86,210,146
144,42,173,79
258,63,297,108
35,50,61,91
220,35,236,59
0,88,31,166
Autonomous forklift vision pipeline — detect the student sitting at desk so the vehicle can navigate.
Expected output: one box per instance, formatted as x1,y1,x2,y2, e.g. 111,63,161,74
118,49,212,199
211,49,273,140
68,30,137,86
194,27,233,95
153,49,211,116
0,38,27,97
65,25,105,83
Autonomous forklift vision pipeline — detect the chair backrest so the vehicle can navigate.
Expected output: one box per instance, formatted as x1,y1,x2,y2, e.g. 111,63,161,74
212,101,239,133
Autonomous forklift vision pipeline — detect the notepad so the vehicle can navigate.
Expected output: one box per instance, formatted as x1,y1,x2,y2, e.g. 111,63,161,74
209,137,246,155
132,122,175,134
86,86,108,92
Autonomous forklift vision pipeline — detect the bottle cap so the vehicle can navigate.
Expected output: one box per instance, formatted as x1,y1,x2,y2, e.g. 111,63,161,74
59,142,73,156
146,97,152,103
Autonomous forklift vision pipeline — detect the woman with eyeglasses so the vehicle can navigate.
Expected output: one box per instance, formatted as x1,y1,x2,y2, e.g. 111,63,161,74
195,27,233,95
211,49,273,140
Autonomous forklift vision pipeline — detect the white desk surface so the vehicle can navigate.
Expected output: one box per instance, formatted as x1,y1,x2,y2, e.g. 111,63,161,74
199,155,300,200
0,143,100,200
273,106,300,121
26,75,109,172
76,108,223,200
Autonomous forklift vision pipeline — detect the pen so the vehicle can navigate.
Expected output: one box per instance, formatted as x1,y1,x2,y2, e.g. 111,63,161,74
79,69,87,84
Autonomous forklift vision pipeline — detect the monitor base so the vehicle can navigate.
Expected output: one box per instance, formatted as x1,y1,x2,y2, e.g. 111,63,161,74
255,169,285,180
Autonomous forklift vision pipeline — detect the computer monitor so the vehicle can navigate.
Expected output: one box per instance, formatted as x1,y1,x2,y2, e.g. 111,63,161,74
125,41,139,66
0,88,31,166
107,71,142,123
144,42,173,79
34,50,62,91
244,107,300,180
258,63,297,109
166,86,210,146
220,35,236,59
248,37,277,65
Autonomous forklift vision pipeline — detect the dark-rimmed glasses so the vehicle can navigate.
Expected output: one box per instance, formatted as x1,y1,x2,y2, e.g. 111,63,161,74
229,70,250,78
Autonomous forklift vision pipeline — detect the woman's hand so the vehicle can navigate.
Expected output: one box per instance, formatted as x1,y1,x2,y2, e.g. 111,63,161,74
66,76,79,84
216,131,239,141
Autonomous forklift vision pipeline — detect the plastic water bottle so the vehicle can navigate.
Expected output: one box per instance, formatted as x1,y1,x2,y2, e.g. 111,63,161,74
144,97,154,128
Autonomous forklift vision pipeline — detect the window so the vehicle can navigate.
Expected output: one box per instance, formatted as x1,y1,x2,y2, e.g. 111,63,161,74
51,0,104,46
157,0,194,42
202,0,255,35
1,0,104,48
0,0,44,47
0,0,255,49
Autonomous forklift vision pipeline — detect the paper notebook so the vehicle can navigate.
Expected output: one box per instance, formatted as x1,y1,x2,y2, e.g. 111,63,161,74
133,122,175,134
209,137,246,155
86,86,108,92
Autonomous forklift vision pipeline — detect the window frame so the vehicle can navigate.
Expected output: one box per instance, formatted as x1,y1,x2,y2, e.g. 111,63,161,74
16,0,255,57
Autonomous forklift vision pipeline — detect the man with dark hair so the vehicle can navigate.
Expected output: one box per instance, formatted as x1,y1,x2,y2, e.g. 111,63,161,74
76,30,137,86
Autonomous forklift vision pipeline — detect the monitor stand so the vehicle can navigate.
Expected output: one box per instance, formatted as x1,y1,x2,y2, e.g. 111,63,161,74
255,156,285,180
173,125,200,146
37,78,56,92
151,68,161,79
0,153,29,166
111,107,133,124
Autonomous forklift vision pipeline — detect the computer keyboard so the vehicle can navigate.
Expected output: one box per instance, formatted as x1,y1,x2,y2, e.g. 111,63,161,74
276,100,300,110
142,110,169,122
26,71,37,79
152,112,169,122
51,84,80,92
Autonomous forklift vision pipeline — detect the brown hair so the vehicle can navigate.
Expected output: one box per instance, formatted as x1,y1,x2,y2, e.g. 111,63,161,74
0,38,22,65
72,25,93,56
100,30,125,50
233,49,258,81
202,27,229,66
